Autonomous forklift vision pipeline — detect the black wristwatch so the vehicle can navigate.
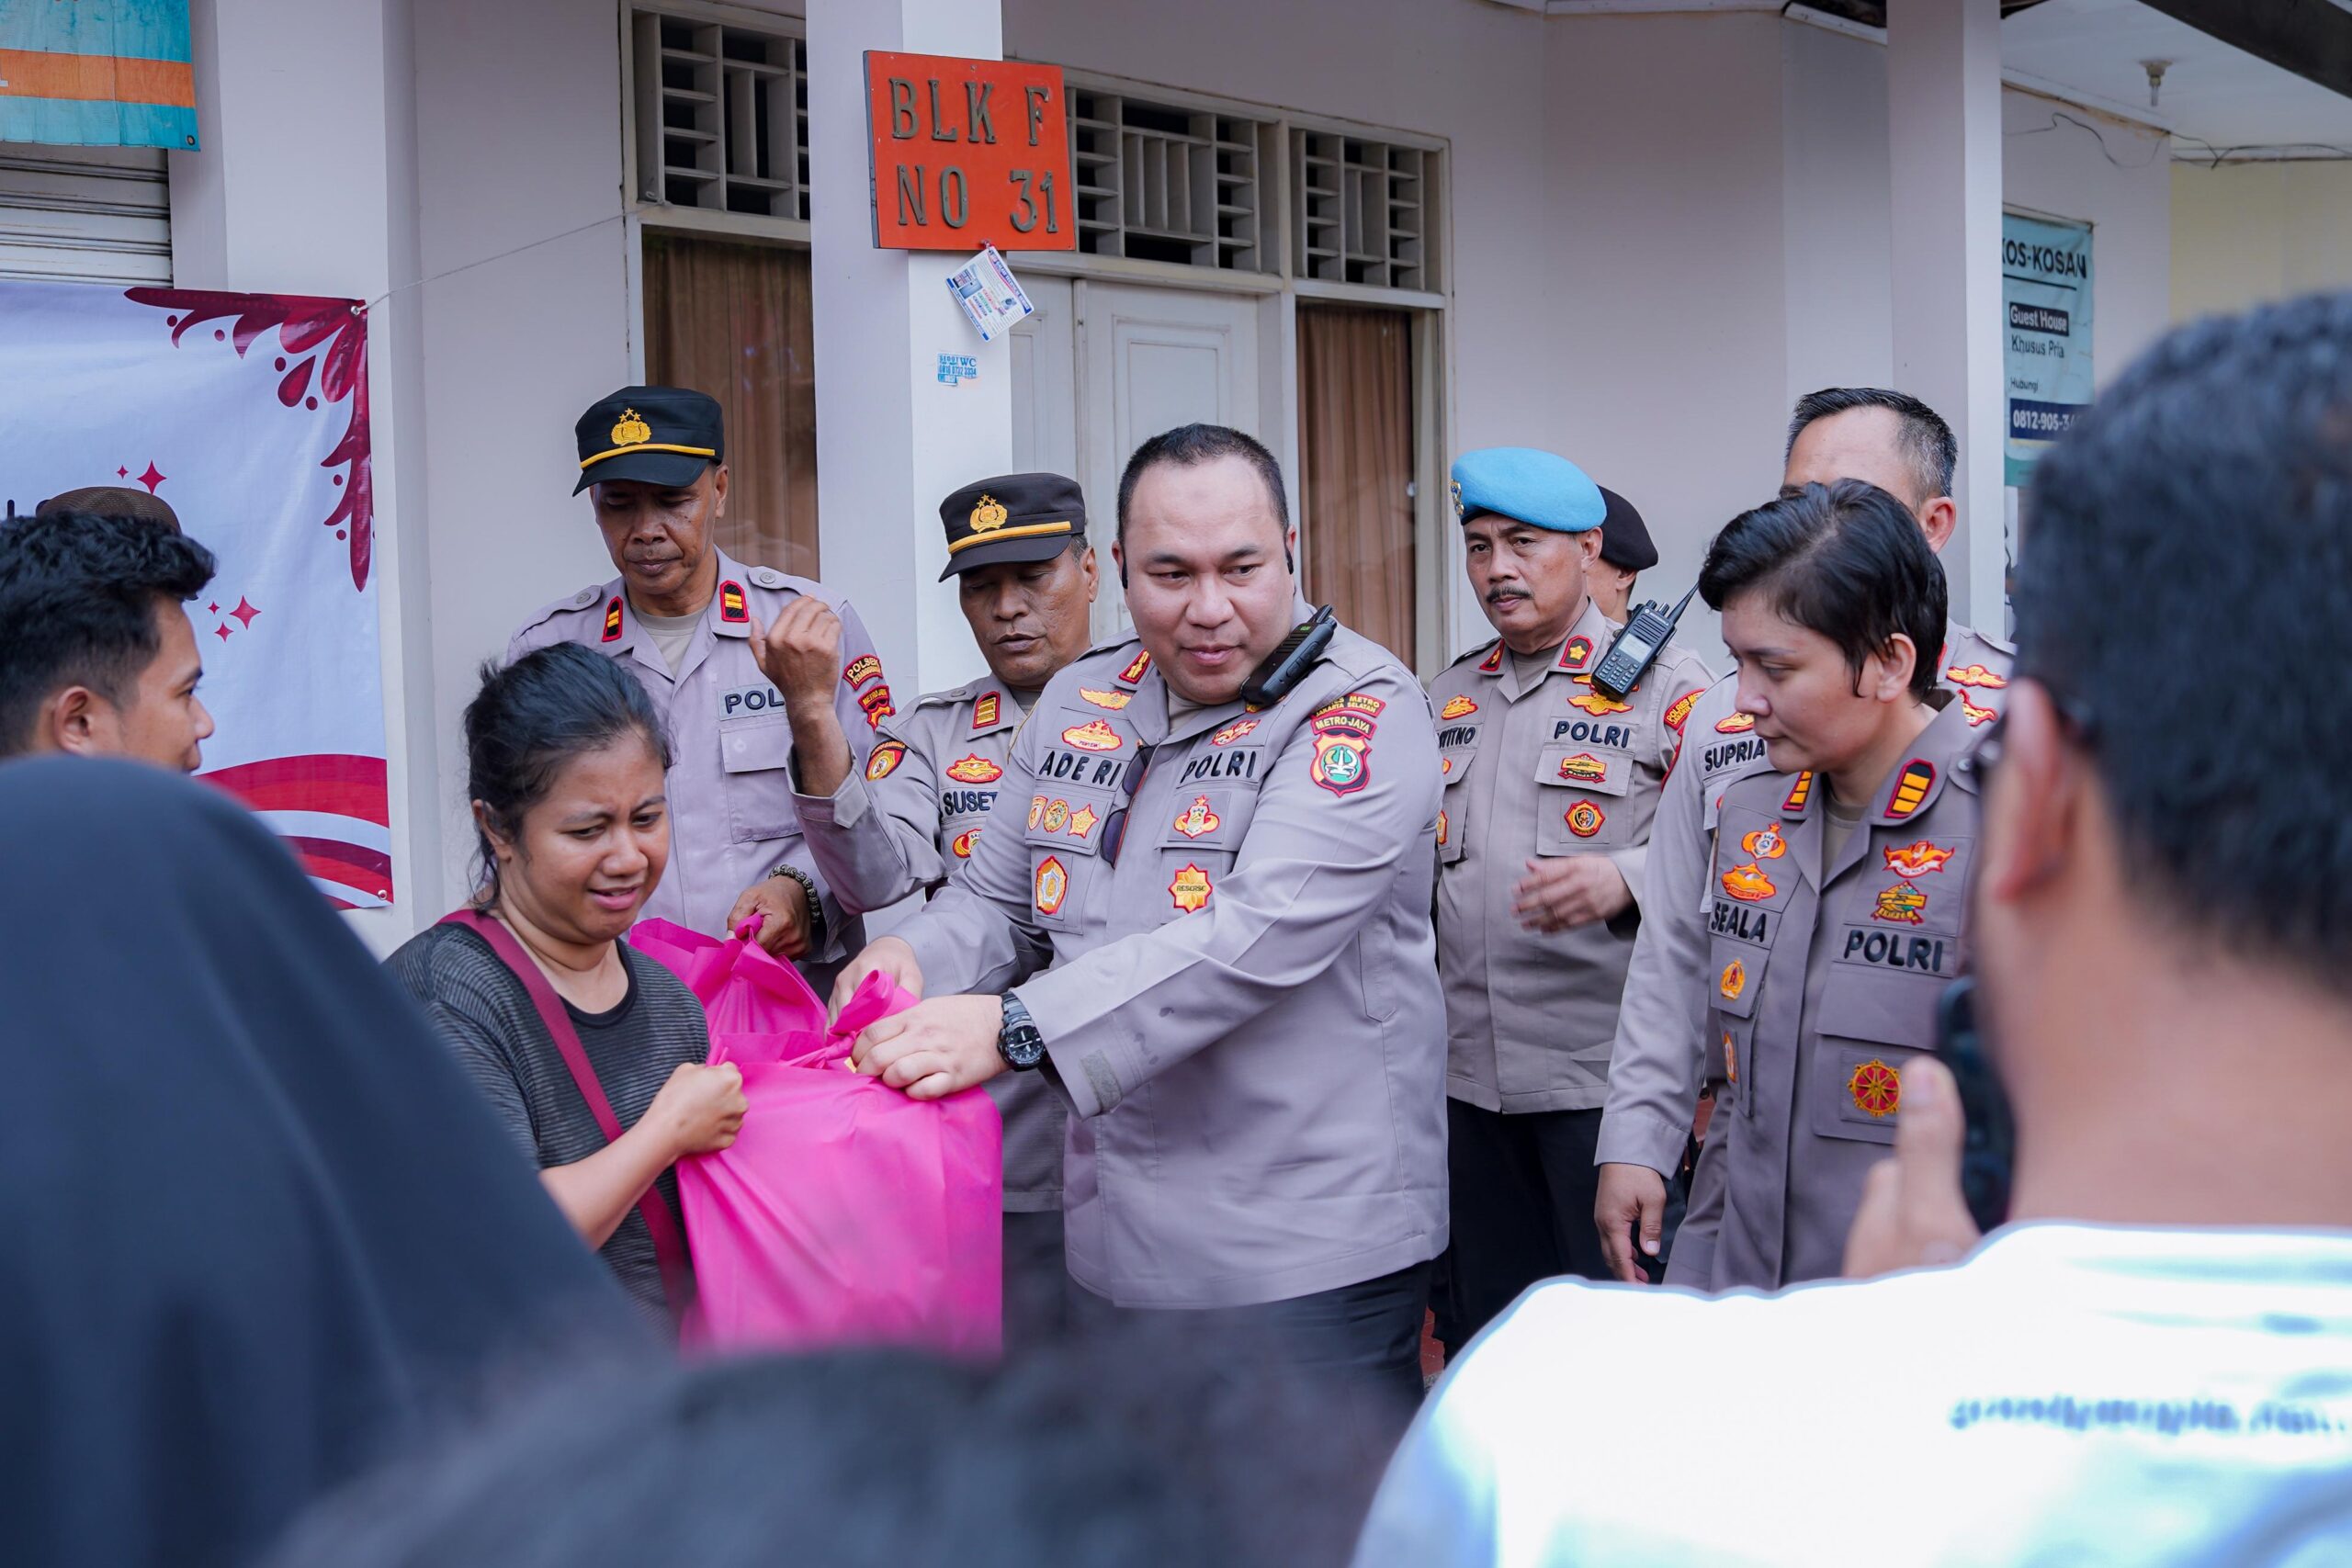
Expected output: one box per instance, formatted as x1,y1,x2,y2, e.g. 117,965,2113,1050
998,992,1046,1072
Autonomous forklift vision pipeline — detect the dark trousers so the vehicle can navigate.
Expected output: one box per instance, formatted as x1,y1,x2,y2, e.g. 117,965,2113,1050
1435,1100,1615,1355
1002,1208,1068,1352
1067,1258,1434,1462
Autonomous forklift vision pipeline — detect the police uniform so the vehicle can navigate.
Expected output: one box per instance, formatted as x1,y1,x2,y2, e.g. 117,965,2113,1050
794,474,1086,1341
1679,695,1984,1291
1428,447,1715,1348
510,386,891,973
1597,623,2012,1288
888,613,1448,1402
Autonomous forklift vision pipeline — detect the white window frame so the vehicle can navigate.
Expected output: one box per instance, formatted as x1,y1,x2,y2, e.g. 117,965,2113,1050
620,0,813,246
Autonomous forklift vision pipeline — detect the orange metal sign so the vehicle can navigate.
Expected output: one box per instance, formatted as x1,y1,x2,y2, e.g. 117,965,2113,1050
865,51,1073,252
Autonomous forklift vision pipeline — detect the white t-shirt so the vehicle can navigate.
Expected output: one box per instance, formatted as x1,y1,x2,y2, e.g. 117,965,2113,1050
1355,1224,2352,1568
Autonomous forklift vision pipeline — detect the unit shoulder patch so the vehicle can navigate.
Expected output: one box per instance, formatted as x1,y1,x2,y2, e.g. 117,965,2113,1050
865,740,907,781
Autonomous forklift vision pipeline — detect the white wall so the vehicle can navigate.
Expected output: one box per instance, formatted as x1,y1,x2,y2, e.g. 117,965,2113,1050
2173,160,2352,323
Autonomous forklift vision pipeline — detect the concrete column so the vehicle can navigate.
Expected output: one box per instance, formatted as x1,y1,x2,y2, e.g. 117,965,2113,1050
807,0,1013,698
170,0,440,949
1886,0,2006,632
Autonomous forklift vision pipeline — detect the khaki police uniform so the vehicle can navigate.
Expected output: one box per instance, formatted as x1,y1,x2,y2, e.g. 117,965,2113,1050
1597,622,2011,1285
892,626,1450,1319
508,549,891,970
797,679,1068,1216
1424,596,1710,1338
1678,694,1985,1291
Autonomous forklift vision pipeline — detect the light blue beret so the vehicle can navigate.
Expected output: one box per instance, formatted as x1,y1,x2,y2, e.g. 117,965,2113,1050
1449,447,1606,533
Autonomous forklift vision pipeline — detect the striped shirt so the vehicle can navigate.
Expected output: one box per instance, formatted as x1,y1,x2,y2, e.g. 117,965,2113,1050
386,923,709,1326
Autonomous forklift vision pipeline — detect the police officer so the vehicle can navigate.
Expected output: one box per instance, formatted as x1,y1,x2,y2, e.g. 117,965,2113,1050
1589,485,1657,626
1594,387,2013,1286
795,471,1098,1344
1679,479,1980,1291
1427,447,1713,1351
830,423,1447,1439
509,386,891,979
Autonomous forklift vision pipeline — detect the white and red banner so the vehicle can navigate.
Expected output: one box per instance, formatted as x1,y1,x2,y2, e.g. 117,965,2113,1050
1,279,393,908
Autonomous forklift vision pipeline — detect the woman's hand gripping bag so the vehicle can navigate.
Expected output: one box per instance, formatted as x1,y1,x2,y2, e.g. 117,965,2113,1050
628,919,1003,1357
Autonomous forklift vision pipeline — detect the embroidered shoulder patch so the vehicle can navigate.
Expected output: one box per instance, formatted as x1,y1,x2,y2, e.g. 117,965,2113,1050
843,653,883,688
865,740,906,781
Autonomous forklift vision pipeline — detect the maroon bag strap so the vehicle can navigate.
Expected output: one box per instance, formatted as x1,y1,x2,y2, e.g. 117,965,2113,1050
440,909,693,1314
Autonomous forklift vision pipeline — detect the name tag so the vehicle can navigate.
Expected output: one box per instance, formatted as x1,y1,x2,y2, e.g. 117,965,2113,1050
719,682,788,719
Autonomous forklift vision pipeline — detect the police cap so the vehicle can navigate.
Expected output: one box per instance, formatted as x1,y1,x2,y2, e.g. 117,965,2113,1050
573,385,724,495
937,472,1088,581
1449,447,1605,533
1596,487,1657,572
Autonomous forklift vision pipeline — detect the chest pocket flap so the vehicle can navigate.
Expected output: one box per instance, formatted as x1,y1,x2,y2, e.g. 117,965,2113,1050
1156,783,1260,854
1023,786,1116,860
720,716,796,775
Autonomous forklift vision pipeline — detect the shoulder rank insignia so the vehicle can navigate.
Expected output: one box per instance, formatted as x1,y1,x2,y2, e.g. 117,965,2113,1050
1116,649,1153,686
1781,772,1815,813
1558,636,1595,671
843,654,883,689
973,691,1002,730
1884,759,1936,820
1440,694,1478,720
600,594,625,643
865,740,906,781
718,580,749,624
944,754,1003,784
1476,644,1504,674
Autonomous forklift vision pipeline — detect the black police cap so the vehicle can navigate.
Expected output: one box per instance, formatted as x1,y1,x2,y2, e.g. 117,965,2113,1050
936,472,1088,581
1596,487,1658,573
573,386,725,495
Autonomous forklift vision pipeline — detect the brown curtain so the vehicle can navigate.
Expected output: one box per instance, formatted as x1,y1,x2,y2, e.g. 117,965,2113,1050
643,233,820,578
1298,305,1415,664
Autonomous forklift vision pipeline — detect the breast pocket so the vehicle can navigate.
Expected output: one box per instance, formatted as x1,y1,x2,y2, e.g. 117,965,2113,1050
1806,971,1949,1146
1152,784,1261,921
1532,741,1634,854
1024,785,1115,933
719,717,802,845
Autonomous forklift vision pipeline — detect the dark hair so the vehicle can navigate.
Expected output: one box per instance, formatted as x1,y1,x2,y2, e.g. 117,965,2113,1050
1700,479,1947,701
264,1329,1367,1568
1787,387,1959,505
1115,423,1290,545
464,643,672,906
0,510,217,756
2017,291,2352,990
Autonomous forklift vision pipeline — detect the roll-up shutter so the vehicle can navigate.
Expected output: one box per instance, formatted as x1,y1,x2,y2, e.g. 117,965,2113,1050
0,142,171,285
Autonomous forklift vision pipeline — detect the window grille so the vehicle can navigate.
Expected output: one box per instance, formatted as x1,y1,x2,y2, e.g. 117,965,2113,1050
1064,86,1272,273
631,10,808,221
1291,131,1430,290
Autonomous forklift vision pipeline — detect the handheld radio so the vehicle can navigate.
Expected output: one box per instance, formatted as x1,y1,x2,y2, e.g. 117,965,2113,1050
1589,584,1698,701
1240,604,1337,706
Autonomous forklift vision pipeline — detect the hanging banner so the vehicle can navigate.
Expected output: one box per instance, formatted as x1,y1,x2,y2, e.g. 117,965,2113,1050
0,0,198,149
2003,211,2094,487
0,279,391,908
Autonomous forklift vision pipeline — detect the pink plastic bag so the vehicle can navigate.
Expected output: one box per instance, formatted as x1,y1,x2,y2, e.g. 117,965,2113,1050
628,918,1003,1358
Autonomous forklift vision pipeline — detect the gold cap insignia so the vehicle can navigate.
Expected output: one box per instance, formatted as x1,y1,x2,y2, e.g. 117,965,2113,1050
969,494,1010,533
611,408,651,447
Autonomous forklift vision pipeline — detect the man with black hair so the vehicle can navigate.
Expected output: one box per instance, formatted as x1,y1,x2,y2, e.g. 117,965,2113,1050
796,470,1101,1344
0,509,217,772
1359,293,2352,1568
511,386,891,987
832,423,1447,1434
1594,387,2012,1286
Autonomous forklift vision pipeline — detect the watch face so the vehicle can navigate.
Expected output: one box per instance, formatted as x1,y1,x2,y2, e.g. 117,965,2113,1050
1005,1030,1046,1069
